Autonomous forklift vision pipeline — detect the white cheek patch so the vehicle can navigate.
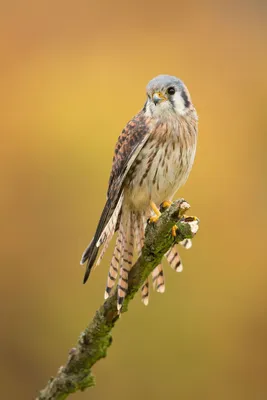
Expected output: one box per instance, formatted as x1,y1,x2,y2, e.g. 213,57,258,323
148,100,173,118
173,91,187,115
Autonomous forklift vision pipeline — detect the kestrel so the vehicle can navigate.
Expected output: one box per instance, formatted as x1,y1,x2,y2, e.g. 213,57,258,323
81,75,198,310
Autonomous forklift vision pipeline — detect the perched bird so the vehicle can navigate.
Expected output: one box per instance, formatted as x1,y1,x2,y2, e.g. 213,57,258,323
81,74,198,310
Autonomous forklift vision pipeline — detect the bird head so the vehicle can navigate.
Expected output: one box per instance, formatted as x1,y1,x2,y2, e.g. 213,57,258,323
145,75,194,118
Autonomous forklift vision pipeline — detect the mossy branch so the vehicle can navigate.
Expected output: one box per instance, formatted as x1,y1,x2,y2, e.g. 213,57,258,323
37,199,199,400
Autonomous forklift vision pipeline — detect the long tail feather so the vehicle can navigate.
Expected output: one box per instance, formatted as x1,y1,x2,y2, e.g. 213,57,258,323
80,239,95,266
165,245,183,272
80,201,112,266
81,193,123,283
104,230,123,299
133,213,150,306
96,194,124,247
179,238,192,249
82,245,99,283
141,279,149,305
117,213,134,311
134,212,145,256
95,233,112,268
152,264,165,293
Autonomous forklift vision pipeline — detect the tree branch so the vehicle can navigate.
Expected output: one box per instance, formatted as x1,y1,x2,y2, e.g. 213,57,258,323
37,199,199,400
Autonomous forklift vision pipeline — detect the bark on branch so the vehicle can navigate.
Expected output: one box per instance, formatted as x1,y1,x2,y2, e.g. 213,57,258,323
37,199,199,400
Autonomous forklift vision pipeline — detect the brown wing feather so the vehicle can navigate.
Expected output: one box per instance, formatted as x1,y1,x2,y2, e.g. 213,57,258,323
107,111,151,197
82,110,151,283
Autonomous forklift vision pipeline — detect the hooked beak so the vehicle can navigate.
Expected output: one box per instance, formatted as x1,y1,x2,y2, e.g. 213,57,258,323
152,91,167,105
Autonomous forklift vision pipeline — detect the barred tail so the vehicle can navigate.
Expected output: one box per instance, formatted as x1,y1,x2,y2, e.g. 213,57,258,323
141,280,149,305
133,212,150,306
165,245,183,272
152,264,165,293
151,240,186,296
179,239,192,249
134,212,146,256
117,212,134,310
102,209,187,309
104,232,122,299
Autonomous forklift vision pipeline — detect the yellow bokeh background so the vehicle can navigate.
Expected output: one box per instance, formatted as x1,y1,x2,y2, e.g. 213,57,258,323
1,1,267,399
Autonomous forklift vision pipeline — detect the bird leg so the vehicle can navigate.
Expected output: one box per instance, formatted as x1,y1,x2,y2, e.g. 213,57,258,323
149,201,161,223
161,200,172,209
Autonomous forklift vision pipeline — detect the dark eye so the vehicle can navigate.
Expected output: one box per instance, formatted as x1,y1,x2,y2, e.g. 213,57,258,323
167,87,176,95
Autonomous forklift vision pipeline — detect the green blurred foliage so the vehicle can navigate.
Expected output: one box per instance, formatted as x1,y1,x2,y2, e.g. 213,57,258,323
1,1,267,399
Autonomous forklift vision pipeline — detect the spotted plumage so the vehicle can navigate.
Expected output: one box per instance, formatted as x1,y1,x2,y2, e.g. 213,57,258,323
81,74,198,311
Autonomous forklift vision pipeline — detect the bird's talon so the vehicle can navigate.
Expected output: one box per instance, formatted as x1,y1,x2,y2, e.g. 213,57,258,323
172,225,178,237
161,200,172,209
149,215,160,224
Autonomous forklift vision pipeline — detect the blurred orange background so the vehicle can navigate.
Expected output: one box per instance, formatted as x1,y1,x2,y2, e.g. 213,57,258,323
1,1,267,399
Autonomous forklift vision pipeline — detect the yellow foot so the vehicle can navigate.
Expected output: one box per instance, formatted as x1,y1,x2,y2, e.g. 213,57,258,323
149,215,160,224
172,225,178,237
149,200,161,224
161,200,172,209
150,200,161,217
